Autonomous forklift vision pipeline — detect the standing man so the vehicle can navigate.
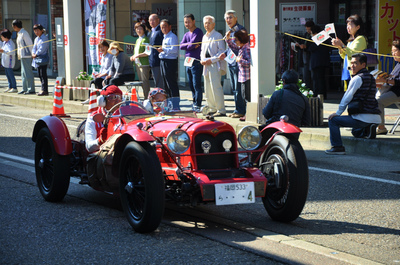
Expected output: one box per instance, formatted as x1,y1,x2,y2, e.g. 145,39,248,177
219,10,246,118
296,20,314,90
325,53,381,155
12,19,35,95
200,15,227,117
157,19,180,110
149,14,165,89
180,14,204,112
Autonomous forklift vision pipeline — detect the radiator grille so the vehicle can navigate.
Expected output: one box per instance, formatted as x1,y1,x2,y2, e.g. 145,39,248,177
194,132,236,170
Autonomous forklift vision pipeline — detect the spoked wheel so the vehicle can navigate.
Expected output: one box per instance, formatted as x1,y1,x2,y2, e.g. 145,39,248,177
119,141,164,233
35,127,70,202
260,135,309,222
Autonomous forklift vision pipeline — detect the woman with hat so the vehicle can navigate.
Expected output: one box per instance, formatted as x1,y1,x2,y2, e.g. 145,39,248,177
104,42,135,87
32,24,50,96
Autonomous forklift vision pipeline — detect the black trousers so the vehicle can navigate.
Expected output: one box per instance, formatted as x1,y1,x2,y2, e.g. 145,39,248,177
38,64,48,93
160,59,179,98
104,74,135,87
92,77,105,90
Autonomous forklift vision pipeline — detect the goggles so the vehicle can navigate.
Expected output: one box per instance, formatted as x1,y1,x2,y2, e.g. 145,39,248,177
106,94,121,100
149,88,167,98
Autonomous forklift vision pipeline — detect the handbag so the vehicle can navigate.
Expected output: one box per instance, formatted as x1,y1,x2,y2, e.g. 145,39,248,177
348,76,373,115
34,53,49,66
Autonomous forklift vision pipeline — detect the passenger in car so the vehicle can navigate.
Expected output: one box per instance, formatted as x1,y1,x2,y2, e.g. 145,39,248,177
143,87,168,114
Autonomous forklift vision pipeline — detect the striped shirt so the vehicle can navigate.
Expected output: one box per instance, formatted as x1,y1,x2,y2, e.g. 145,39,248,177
226,39,251,82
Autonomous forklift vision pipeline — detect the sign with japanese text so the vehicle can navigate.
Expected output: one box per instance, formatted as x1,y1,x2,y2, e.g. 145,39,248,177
280,3,316,34
85,0,107,74
378,0,400,73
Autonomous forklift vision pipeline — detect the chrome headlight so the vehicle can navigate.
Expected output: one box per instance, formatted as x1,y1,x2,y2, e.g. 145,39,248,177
166,129,190,154
238,126,261,150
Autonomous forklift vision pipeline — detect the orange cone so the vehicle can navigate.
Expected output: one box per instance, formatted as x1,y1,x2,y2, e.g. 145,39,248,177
88,89,98,115
52,81,69,117
130,87,138,102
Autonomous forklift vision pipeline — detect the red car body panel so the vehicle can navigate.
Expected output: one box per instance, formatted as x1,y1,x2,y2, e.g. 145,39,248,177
32,115,72,155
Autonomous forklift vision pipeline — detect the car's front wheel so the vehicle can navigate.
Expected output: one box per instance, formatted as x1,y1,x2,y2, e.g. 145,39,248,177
119,141,165,233
260,135,309,222
35,127,70,202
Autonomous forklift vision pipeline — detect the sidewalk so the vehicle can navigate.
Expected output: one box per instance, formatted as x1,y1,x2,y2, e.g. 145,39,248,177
1,74,399,160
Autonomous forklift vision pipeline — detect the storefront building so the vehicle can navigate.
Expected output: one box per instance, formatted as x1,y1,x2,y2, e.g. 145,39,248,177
1,0,398,93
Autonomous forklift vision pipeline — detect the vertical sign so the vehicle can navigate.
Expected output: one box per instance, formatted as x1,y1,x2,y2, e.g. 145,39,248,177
85,0,108,75
280,3,316,34
378,0,400,73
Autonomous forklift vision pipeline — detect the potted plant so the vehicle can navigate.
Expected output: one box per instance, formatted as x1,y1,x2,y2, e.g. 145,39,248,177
72,70,93,101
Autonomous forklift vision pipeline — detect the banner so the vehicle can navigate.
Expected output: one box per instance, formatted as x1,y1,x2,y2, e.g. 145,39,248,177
85,0,107,75
378,0,400,73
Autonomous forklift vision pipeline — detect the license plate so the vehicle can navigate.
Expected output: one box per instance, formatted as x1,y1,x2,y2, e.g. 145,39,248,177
215,182,255,205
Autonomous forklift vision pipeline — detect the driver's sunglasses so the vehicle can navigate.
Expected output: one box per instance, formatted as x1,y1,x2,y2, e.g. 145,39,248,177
107,94,121,100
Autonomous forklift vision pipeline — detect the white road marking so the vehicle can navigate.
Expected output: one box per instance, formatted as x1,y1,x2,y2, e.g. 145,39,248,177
0,113,78,128
0,113,38,122
309,166,400,186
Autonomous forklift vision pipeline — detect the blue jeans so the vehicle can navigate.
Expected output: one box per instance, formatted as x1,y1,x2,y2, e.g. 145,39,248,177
328,115,369,147
186,60,203,107
4,68,16,88
229,64,246,115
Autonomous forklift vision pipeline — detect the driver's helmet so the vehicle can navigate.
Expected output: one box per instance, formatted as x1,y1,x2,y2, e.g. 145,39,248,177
148,88,167,99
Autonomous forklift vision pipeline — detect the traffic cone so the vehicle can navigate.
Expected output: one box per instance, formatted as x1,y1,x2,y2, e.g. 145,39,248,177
130,87,138,102
88,88,98,115
52,81,69,117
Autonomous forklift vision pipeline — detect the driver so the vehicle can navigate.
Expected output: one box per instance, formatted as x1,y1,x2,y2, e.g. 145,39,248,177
143,87,168,114
85,85,123,153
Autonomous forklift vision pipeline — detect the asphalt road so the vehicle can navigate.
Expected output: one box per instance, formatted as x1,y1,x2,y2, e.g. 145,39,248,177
0,103,399,264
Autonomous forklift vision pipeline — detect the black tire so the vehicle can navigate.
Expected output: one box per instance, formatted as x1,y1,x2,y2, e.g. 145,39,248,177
260,135,309,222
119,141,165,233
35,127,70,202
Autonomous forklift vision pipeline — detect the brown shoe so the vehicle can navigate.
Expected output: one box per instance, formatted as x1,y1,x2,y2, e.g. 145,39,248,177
212,112,226,117
239,116,246,121
230,113,244,118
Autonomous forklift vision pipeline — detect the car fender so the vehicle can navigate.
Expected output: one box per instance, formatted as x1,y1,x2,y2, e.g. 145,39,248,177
111,130,156,178
32,115,72,155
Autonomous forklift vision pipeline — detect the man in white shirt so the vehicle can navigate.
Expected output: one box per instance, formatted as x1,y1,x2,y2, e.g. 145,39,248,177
200,15,227,117
326,53,381,155
12,19,35,94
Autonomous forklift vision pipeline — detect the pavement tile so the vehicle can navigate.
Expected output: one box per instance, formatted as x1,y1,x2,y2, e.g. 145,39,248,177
1,74,399,160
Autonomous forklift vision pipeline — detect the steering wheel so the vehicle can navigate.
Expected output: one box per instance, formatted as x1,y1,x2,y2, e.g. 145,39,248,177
103,101,150,126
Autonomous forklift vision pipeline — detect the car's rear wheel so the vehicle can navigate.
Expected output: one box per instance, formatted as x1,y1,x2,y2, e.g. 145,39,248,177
260,135,309,222
35,127,70,202
119,141,164,233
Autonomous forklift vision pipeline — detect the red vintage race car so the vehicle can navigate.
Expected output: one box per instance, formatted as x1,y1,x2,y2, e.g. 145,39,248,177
32,100,309,233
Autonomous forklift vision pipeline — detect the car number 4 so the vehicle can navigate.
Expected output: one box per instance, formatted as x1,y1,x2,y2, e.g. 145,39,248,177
215,182,255,206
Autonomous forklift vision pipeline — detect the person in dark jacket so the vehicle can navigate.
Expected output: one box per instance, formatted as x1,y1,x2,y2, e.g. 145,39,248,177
262,69,311,131
307,25,330,98
149,14,165,88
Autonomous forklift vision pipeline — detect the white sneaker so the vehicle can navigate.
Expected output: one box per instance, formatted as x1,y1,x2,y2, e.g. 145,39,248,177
4,88,11,93
8,88,18,93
